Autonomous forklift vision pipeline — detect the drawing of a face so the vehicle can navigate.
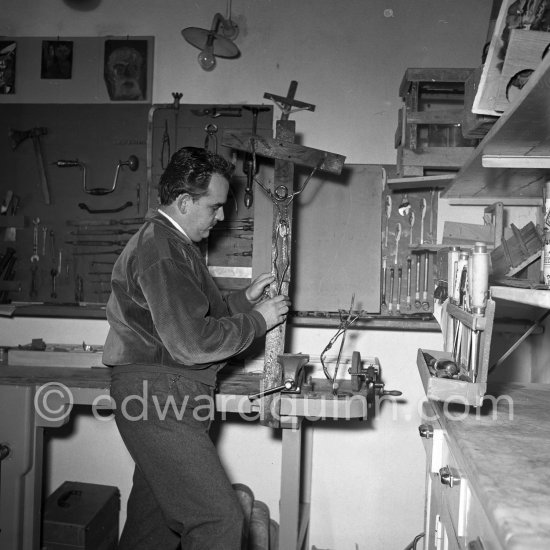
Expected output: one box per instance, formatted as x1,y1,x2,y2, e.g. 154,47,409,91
104,46,144,100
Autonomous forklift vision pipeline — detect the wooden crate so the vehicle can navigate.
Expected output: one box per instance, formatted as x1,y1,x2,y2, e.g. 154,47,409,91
396,68,476,177
490,221,543,278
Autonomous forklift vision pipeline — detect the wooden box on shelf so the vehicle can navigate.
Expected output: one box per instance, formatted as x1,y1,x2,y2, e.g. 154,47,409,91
416,299,495,408
396,68,477,177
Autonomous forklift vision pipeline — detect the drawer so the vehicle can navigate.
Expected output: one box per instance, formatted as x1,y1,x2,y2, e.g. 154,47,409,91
430,430,469,544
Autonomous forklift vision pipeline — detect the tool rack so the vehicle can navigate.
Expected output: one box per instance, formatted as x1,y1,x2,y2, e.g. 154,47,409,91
380,183,438,316
416,298,496,407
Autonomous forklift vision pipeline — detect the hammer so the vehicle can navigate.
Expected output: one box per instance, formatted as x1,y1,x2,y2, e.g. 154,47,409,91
9,127,51,205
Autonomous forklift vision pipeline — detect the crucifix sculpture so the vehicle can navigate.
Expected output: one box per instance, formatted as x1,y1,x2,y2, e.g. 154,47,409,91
223,81,346,427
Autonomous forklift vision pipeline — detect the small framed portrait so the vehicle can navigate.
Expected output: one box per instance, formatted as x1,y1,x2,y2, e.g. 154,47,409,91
0,41,16,94
104,39,148,101
41,40,73,79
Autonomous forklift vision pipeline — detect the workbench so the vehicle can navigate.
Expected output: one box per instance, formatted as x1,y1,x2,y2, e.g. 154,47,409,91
0,365,368,550
419,382,550,549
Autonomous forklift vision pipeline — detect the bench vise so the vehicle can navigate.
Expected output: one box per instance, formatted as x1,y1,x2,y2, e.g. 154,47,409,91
248,353,309,401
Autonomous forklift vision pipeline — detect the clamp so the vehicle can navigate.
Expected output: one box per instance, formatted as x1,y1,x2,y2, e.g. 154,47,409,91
248,353,309,401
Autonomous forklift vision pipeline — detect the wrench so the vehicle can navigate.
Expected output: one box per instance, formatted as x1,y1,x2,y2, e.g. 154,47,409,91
406,257,412,310
394,222,402,265
409,210,415,246
30,218,40,298
50,230,58,298
31,218,40,262
429,189,435,238
414,255,421,309
42,226,48,256
384,195,392,248
420,198,427,245
388,267,395,315
422,252,430,310
381,256,387,310
396,266,402,314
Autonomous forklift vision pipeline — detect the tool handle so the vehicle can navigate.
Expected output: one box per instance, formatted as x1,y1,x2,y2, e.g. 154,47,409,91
32,138,51,205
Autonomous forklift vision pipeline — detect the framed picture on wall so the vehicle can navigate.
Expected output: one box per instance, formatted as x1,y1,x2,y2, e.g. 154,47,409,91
41,40,73,79
103,39,149,101
0,41,16,94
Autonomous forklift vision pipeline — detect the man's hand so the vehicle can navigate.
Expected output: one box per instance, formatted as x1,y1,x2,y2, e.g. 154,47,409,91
246,273,276,303
253,294,291,331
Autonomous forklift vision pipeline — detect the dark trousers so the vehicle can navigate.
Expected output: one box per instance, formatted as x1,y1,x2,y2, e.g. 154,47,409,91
110,370,244,550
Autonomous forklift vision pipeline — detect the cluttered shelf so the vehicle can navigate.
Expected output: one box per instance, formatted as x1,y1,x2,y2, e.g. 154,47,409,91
442,50,550,199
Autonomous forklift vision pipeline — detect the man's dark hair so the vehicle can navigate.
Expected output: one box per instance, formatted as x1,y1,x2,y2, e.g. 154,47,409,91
158,146,234,205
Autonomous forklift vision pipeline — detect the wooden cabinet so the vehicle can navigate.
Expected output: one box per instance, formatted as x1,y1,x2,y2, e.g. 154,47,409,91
419,415,501,550
418,384,550,550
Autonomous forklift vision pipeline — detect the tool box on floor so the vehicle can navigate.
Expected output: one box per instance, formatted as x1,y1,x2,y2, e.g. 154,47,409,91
42,481,119,550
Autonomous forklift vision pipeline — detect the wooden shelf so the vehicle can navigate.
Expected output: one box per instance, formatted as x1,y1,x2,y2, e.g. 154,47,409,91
442,53,550,199
491,286,550,308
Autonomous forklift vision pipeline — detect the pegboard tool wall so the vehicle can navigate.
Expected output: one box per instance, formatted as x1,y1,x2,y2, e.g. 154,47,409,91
0,104,150,304
0,103,273,305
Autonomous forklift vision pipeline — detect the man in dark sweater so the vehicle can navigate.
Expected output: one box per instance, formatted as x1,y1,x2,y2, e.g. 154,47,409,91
103,146,290,549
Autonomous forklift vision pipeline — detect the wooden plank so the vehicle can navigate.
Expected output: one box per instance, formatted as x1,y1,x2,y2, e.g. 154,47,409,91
7,349,105,368
447,197,541,206
394,107,403,149
491,285,550,307
472,0,514,116
482,153,550,168
495,29,550,112
406,111,463,125
442,221,495,247
461,67,498,139
399,68,474,98
387,174,455,191
221,131,345,175
260,120,295,428
398,146,474,169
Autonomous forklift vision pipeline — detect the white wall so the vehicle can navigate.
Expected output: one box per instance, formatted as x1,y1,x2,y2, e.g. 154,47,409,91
1,1,518,548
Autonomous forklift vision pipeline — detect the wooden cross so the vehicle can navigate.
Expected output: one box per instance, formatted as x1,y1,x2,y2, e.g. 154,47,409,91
222,81,345,427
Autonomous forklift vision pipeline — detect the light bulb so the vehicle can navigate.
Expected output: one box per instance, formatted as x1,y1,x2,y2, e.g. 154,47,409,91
198,45,216,71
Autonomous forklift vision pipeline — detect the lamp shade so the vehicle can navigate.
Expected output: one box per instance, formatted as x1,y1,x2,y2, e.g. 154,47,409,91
181,27,240,58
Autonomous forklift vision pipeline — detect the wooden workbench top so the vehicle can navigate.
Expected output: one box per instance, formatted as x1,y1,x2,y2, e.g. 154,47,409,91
432,382,550,549
0,365,261,394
